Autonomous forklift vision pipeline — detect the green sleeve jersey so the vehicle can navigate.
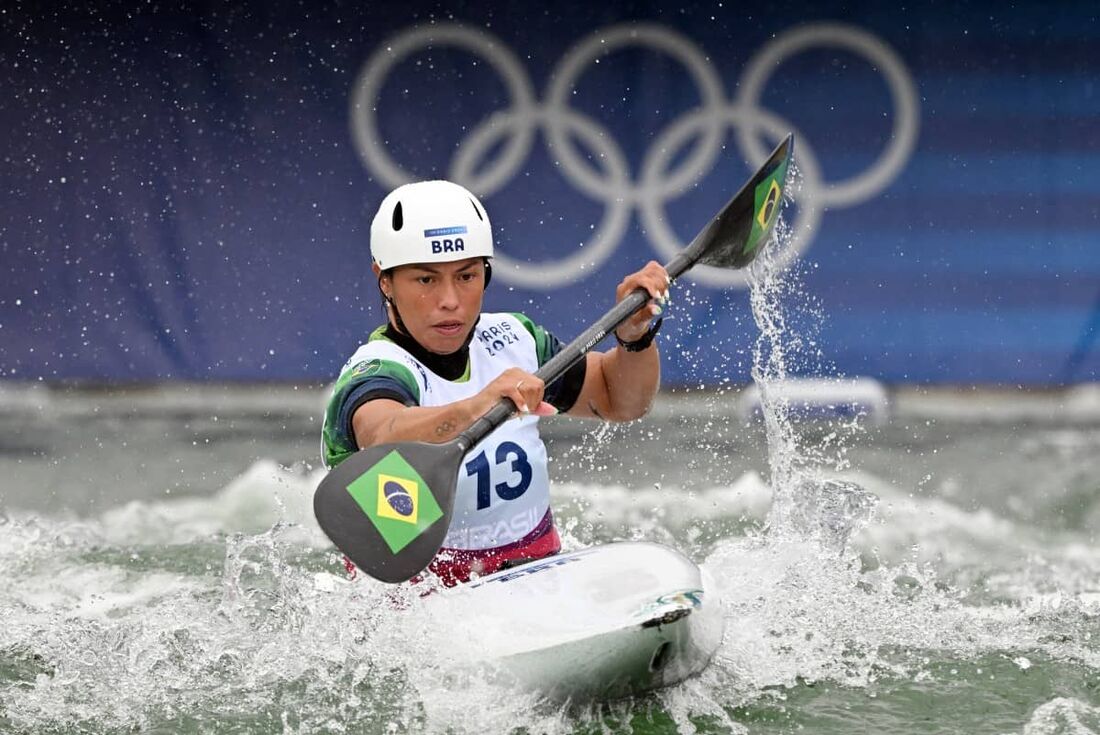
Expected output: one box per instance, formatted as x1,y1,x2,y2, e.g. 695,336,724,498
321,326,421,469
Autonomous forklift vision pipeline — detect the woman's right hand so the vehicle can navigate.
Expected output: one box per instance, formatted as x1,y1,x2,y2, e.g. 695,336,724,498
480,367,557,416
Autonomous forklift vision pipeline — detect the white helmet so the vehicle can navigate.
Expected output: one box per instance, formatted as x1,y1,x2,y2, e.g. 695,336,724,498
369,180,493,270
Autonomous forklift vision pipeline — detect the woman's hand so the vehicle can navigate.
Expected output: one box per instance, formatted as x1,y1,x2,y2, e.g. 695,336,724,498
480,367,557,416
613,260,670,343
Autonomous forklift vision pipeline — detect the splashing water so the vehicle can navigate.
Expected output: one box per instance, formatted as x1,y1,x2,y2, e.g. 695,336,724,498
668,171,1100,735
746,169,875,543
748,210,804,509
2,444,1100,733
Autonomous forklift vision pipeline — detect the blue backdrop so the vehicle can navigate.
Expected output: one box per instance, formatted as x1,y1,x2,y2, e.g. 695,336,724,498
2,2,1097,385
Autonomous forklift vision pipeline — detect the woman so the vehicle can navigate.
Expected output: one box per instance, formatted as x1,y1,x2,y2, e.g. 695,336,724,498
322,180,668,586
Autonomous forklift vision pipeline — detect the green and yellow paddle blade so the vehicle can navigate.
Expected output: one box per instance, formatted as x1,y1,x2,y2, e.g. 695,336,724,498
314,440,465,583
679,133,792,273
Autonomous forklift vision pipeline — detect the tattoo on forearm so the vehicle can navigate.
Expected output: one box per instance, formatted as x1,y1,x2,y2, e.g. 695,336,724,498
435,419,456,437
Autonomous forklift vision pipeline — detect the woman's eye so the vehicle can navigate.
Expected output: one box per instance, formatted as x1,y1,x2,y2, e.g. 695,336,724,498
417,276,432,285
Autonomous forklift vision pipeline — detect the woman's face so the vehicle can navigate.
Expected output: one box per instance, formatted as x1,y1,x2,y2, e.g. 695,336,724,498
380,257,487,354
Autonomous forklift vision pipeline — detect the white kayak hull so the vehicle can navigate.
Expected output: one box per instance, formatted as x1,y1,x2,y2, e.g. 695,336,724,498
429,542,724,701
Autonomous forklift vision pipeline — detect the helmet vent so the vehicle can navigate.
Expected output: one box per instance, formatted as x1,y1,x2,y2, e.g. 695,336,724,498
392,201,404,231
469,198,484,221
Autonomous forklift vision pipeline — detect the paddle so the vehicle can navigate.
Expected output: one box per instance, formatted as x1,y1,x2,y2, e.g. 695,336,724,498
315,134,794,583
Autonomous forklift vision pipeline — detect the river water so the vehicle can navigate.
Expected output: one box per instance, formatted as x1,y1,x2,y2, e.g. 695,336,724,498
3,226,1100,733
1,379,1099,733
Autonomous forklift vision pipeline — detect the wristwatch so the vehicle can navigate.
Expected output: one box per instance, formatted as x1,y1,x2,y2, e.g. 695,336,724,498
615,317,663,352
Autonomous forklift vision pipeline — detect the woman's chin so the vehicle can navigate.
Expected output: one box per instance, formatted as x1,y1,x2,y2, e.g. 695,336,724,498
423,334,464,355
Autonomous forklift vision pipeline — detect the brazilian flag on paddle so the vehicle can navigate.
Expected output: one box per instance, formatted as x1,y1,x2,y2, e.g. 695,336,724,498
746,163,788,257
345,450,444,554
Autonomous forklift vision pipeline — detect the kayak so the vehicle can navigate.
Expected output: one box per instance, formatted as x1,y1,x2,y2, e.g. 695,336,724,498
426,541,725,701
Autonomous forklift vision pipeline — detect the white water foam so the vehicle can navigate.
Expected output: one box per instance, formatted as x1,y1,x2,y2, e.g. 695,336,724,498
4,449,1100,734
1019,698,1100,735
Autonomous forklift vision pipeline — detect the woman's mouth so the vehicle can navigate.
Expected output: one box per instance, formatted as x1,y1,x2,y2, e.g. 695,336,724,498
432,321,464,336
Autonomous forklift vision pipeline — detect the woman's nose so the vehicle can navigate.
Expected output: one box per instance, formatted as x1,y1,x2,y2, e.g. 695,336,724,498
437,280,460,309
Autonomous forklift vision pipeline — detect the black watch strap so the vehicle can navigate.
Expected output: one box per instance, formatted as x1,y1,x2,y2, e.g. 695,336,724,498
615,317,663,352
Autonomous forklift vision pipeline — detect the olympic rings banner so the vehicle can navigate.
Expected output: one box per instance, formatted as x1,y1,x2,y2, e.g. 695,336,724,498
2,3,1097,385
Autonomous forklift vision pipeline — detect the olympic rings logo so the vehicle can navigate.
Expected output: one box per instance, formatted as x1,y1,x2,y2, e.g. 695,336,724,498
350,22,919,289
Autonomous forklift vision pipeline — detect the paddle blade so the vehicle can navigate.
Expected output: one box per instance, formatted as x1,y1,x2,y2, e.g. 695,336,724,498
313,440,465,583
685,134,793,271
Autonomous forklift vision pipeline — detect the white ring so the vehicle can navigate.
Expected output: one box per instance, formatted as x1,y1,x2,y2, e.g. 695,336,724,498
460,107,632,288
641,106,824,287
735,22,920,207
544,23,727,201
350,25,538,191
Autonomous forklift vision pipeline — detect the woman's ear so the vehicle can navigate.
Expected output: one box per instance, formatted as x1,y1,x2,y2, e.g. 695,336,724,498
374,264,392,300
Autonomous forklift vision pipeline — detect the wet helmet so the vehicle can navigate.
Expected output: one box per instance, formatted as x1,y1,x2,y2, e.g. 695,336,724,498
369,180,493,270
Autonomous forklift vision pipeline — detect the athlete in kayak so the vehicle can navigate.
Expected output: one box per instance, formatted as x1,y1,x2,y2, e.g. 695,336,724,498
322,180,667,587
